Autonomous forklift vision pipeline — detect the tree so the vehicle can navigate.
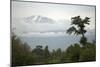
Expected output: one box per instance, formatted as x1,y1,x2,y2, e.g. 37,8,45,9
12,35,36,66
32,45,44,64
56,48,62,58
51,49,56,59
49,49,62,63
62,44,81,62
23,43,31,52
67,16,90,46
80,42,96,61
32,45,44,56
44,45,50,63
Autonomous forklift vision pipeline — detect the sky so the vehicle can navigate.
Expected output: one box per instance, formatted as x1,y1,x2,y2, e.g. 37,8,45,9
11,1,96,50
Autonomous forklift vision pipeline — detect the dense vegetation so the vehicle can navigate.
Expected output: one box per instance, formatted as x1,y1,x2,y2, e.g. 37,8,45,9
12,16,96,66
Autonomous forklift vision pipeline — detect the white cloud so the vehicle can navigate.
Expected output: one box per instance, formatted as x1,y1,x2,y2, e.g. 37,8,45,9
18,31,67,37
12,15,69,36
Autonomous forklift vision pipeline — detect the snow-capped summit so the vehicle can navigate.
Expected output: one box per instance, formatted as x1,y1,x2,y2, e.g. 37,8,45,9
24,15,55,23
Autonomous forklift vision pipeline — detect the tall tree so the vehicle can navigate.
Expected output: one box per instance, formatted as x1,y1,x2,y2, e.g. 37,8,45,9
56,48,62,58
67,16,90,46
32,45,44,63
44,46,50,57
44,45,50,63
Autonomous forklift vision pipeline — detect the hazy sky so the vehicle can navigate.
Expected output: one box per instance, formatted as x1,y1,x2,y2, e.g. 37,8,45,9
11,1,96,50
12,1,95,36
12,1,95,20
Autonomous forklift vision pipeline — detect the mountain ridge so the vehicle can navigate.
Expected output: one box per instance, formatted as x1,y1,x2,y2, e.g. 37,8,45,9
24,15,55,24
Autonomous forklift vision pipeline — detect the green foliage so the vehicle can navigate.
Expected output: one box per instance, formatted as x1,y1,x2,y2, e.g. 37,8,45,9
44,46,50,58
65,16,95,62
32,45,44,64
80,37,87,46
12,35,96,66
12,35,36,66
67,26,77,35
67,16,90,46
44,46,50,63
61,43,96,63
62,44,81,62
80,43,96,61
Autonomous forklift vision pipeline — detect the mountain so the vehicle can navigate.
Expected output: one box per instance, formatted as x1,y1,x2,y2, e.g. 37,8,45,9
24,15,55,24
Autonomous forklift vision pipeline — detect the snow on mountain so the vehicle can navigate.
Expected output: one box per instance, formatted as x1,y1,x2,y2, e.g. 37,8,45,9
24,15,55,24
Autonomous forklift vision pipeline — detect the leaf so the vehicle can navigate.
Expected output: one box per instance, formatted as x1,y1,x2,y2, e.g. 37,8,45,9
67,26,77,34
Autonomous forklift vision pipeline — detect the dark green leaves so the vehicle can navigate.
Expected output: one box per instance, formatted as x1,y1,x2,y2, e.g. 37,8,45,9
67,26,78,34
67,16,90,46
